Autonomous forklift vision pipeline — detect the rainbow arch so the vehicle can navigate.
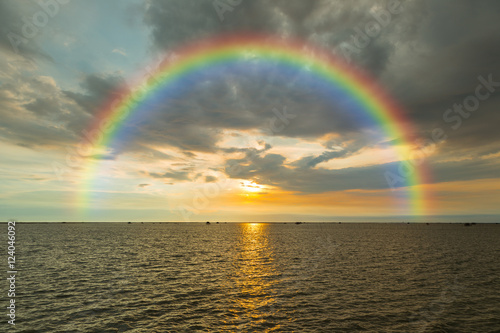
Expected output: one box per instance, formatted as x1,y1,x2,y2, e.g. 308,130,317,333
78,34,429,216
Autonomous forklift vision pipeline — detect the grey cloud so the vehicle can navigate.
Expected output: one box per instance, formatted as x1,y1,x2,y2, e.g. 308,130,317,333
140,123,222,153
293,136,369,169
143,0,318,51
0,114,77,149
142,0,500,153
224,148,500,194
129,67,370,155
293,150,352,169
63,73,127,116
129,1,500,164
143,0,220,51
221,144,271,157
149,170,191,182
0,71,88,148
224,148,396,193
143,0,395,74
2,0,500,197
132,146,174,162
24,97,61,117
226,153,287,187
205,175,217,183
131,0,500,181
0,1,53,61
431,158,500,185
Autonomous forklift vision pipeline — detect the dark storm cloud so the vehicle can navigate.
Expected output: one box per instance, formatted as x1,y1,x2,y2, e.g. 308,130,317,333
143,0,404,74
1,0,499,194
51,58,368,156
130,66,369,154
143,0,319,50
377,0,500,156
140,0,500,179
63,73,127,116
137,0,411,156
143,0,220,50
416,93,500,159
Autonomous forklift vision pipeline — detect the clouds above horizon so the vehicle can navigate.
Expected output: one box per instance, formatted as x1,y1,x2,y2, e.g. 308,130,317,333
1,0,500,220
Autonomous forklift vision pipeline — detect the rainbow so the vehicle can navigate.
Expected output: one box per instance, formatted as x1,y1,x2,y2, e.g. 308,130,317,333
78,34,429,217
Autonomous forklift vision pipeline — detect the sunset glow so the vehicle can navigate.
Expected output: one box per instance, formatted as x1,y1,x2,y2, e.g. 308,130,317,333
1,1,498,223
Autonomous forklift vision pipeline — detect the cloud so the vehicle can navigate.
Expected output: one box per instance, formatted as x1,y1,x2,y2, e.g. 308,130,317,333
0,68,89,149
223,145,500,194
139,0,500,160
292,137,368,169
205,175,217,183
85,0,500,194
224,149,393,193
0,1,54,62
112,48,127,57
149,169,191,182
2,0,500,211
63,73,127,116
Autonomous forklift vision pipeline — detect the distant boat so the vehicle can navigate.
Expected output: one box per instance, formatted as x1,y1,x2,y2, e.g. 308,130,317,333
206,221,210,224
464,223,471,226
295,222,303,225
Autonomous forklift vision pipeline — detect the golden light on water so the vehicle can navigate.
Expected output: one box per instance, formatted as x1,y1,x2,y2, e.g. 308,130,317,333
226,223,280,328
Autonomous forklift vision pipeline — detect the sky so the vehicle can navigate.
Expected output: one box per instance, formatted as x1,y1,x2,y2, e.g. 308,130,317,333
1,0,499,222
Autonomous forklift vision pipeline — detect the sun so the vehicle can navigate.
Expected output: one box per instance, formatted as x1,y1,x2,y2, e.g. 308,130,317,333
240,181,264,193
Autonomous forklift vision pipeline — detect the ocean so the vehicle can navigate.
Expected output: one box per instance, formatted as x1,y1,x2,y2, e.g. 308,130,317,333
11,222,500,332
